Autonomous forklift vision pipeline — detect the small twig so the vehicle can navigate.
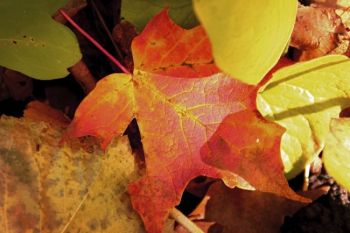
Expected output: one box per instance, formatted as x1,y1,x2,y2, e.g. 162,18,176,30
59,9,130,74
90,0,124,61
60,192,89,233
69,60,96,93
303,164,311,191
170,208,204,233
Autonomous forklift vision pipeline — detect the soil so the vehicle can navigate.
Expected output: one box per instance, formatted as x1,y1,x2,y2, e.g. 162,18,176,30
281,166,350,233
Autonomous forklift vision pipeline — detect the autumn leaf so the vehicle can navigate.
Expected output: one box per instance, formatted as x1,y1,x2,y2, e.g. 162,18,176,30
24,100,70,128
323,118,350,192
257,55,350,179
0,116,150,233
201,110,307,202
0,0,81,80
291,4,346,61
204,182,308,233
193,0,298,84
67,10,257,233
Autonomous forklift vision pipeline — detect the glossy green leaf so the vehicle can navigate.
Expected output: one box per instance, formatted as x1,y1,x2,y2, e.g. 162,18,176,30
121,0,198,32
193,0,297,84
257,55,350,178
323,118,350,192
0,0,81,80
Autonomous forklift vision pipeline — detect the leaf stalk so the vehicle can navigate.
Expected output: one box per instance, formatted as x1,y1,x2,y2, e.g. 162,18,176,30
59,9,131,75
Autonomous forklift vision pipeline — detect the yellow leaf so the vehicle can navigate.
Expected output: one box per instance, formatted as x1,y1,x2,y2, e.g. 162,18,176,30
257,55,350,178
323,118,350,192
0,116,147,232
193,0,298,84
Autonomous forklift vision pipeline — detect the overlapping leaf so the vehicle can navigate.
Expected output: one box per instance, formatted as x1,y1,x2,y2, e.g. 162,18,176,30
122,0,197,32
0,116,147,233
201,110,307,202
193,0,298,84
0,0,81,80
323,118,350,191
67,10,257,233
257,55,350,178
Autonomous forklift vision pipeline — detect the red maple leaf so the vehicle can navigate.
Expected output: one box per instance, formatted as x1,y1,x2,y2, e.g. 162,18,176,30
66,10,305,232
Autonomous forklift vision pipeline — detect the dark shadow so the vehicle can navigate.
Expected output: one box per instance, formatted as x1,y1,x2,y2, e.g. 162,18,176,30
266,97,350,121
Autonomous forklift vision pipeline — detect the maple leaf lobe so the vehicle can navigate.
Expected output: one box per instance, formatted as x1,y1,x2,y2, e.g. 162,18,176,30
202,110,309,203
132,9,219,78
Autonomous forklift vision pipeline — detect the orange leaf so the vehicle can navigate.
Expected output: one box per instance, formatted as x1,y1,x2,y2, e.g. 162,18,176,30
67,10,256,233
201,110,309,202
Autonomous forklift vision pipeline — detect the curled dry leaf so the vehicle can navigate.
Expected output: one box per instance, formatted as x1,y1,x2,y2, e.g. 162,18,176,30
291,4,347,60
0,116,152,233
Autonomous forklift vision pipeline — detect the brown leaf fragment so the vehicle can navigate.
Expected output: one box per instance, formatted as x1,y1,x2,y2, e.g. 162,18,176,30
2,68,33,101
24,101,70,128
112,21,138,71
205,182,308,233
53,0,87,23
291,4,347,60
69,60,96,93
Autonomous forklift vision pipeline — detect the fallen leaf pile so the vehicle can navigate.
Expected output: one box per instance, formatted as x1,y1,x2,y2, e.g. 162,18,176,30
3,1,350,233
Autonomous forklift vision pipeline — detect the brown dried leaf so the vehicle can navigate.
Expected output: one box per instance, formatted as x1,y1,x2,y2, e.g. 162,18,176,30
24,101,70,128
291,4,346,60
112,21,138,71
205,182,308,233
53,0,87,23
2,69,33,101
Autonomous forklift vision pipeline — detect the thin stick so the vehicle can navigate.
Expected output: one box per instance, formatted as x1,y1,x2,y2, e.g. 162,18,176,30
90,0,124,60
59,9,130,74
60,192,89,233
69,60,96,93
303,164,311,191
170,208,204,233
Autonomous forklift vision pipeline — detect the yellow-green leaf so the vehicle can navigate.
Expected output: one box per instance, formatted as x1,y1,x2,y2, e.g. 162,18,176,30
193,0,297,84
257,55,350,178
323,118,350,192
0,0,81,80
